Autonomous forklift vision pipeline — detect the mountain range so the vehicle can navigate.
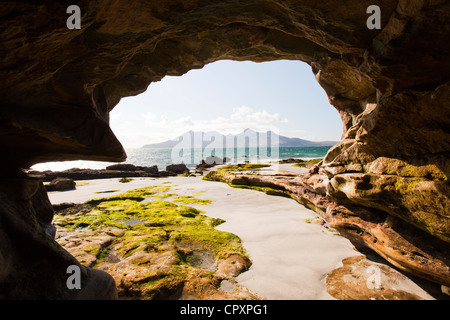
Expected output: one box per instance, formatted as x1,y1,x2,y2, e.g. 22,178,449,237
142,129,337,149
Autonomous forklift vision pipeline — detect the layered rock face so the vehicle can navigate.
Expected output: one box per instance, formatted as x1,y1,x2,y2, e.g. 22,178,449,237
0,0,449,298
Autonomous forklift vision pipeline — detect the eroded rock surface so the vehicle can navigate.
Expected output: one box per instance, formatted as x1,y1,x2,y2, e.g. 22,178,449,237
0,0,449,298
203,165,450,291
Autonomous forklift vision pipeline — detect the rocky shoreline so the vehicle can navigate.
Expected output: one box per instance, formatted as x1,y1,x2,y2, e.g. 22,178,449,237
202,163,450,298
46,168,445,300
28,163,191,182
28,156,234,183
23,159,450,299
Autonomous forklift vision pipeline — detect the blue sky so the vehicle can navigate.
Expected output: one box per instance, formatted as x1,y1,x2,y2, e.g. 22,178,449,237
110,60,342,148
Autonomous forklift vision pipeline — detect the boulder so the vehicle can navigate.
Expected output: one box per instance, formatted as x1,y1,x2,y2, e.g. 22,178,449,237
138,165,159,174
205,156,225,165
106,164,159,174
196,162,213,170
166,164,189,174
106,163,137,171
197,156,231,170
45,178,76,191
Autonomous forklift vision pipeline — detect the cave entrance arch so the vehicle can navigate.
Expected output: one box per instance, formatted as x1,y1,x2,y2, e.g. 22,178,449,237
1,1,449,300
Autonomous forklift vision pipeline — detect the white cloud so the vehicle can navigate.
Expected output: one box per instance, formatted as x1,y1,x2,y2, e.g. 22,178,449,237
144,112,157,122
230,106,289,123
174,116,195,127
230,105,253,120
248,110,289,123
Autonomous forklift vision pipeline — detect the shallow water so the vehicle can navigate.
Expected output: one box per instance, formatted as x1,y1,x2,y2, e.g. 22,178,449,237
122,219,146,226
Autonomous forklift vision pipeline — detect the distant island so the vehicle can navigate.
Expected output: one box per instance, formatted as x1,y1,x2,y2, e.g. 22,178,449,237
142,129,338,149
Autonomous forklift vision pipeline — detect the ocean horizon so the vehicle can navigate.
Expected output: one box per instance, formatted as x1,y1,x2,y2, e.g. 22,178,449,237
31,146,332,172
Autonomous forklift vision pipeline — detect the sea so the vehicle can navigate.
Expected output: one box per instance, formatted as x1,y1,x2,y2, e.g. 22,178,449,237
30,146,332,172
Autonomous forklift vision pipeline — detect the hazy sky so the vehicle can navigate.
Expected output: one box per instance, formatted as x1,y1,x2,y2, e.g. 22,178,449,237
110,59,342,149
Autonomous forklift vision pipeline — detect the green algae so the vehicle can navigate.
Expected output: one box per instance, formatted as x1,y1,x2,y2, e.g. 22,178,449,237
202,164,271,183
203,164,291,198
366,157,448,181
147,193,178,199
53,183,253,299
53,182,262,299
172,195,213,205
54,183,247,262
227,183,292,197
85,185,172,205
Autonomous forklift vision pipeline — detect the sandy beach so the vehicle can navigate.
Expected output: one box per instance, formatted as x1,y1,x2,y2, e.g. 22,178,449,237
47,170,435,300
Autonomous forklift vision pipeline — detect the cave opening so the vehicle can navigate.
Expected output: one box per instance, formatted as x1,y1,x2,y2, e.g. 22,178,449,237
112,59,343,169
32,59,343,172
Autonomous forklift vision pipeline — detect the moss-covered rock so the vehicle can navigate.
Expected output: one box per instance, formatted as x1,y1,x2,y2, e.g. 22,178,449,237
54,184,258,300
203,163,292,197
328,158,450,243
